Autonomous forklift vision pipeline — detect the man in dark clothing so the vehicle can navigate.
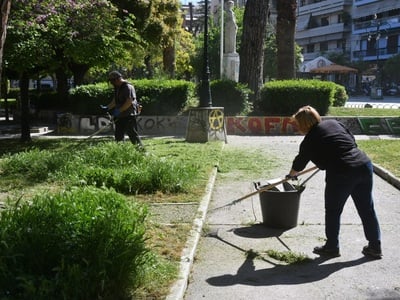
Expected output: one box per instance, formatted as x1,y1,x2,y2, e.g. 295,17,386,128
287,105,382,259
102,71,143,147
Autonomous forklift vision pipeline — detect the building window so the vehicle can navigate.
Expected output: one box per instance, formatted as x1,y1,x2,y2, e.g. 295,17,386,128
387,35,398,54
320,42,328,52
337,39,345,50
307,44,315,53
321,17,329,26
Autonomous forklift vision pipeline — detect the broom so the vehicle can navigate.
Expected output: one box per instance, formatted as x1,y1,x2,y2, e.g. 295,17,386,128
212,165,319,211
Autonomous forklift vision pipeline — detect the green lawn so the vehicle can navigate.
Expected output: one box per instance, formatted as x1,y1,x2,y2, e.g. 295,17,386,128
357,139,400,178
328,107,400,117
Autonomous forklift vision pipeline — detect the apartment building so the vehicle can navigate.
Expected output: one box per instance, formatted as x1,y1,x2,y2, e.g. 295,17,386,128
296,0,400,66
296,0,353,63
351,0,400,65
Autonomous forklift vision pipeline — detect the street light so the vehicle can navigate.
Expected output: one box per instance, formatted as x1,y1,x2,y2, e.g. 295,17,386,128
367,14,391,99
199,0,212,107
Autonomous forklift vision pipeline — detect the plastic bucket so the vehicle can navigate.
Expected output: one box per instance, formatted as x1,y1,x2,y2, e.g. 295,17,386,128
258,182,305,229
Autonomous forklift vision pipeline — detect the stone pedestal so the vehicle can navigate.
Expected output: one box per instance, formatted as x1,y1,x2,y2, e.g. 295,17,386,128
223,53,240,82
186,107,227,143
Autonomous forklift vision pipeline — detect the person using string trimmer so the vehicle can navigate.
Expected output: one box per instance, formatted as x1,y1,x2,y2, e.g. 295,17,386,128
101,71,143,148
287,105,382,259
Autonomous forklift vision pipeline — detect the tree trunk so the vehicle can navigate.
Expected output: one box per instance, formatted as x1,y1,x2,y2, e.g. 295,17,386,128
276,0,297,79
69,62,89,87
239,0,269,103
163,45,176,78
0,0,11,98
20,72,32,142
55,68,69,102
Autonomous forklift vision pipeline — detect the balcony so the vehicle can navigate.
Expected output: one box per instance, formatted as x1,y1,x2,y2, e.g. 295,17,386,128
353,16,400,34
296,23,349,40
299,0,352,14
353,46,400,61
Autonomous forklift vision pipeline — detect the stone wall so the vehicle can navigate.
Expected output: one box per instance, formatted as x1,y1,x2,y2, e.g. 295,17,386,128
56,114,400,136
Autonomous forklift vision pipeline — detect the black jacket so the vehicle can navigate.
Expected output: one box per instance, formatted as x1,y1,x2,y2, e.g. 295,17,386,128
292,119,370,172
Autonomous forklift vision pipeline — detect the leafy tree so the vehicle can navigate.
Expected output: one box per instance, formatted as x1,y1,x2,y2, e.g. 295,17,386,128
5,0,124,141
6,0,125,91
276,0,297,79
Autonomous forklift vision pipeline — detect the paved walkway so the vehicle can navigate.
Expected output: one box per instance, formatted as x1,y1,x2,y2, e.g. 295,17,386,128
345,95,400,109
169,135,400,300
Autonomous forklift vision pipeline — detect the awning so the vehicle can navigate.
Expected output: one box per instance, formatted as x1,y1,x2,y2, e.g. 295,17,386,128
310,64,358,74
297,13,311,31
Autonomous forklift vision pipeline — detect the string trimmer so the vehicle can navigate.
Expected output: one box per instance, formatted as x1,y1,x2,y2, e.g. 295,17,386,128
83,111,115,141
212,165,319,211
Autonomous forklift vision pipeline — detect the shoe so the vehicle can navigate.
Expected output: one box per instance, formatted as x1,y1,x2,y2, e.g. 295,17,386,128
313,245,341,257
362,246,382,259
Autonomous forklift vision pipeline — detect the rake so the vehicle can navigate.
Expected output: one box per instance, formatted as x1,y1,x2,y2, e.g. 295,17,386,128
212,165,319,211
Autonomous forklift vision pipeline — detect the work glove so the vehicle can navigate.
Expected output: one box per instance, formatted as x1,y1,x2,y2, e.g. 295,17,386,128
285,174,298,181
100,105,108,111
113,108,120,117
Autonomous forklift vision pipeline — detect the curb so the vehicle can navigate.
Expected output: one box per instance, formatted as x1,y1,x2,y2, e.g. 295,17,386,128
166,165,219,300
373,163,400,190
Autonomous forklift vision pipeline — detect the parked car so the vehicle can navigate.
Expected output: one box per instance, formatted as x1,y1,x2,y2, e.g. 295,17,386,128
385,88,399,96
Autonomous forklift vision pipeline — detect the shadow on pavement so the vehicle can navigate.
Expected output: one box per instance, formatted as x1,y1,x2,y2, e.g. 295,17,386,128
206,253,370,287
206,225,371,287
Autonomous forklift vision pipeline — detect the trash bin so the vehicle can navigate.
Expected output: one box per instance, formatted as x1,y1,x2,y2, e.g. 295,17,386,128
257,182,305,229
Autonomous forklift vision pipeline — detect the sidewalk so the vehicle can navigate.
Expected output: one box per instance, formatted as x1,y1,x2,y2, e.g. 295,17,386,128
345,94,400,109
175,135,400,300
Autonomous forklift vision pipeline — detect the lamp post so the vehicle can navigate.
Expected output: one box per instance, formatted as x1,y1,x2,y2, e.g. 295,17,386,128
199,0,212,107
368,14,390,99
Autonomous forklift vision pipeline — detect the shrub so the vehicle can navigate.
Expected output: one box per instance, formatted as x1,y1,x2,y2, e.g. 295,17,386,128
259,79,338,116
68,80,195,116
68,82,113,115
135,79,195,115
209,79,252,116
0,187,149,299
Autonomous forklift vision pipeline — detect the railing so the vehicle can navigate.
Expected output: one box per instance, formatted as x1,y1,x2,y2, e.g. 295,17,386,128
353,46,400,60
354,16,400,33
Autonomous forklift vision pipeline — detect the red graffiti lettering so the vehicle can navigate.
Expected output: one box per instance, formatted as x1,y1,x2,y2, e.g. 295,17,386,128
227,117,247,134
248,117,263,134
264,117,281,134
281,117,298,134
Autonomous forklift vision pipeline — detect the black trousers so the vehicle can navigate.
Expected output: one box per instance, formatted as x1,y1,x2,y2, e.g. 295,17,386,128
114,116,143,146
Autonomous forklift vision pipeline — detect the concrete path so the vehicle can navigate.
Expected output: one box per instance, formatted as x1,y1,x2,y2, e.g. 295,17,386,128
175,135,400,300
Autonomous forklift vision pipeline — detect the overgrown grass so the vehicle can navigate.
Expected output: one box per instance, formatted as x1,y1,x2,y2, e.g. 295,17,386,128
357,140,400,178
0,187,149,299
0,139,222,196
0,137,224,299
328,107,400,116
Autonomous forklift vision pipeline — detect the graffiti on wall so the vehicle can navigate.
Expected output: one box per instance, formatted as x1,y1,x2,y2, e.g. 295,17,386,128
57,114,188,135
185,108,226,142
226,116,299,135
57,114,388,136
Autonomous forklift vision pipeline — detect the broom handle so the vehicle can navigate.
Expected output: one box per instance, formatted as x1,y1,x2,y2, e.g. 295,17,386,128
235,165,319,202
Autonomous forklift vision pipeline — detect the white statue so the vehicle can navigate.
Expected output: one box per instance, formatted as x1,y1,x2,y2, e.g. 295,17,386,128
224,1,237,54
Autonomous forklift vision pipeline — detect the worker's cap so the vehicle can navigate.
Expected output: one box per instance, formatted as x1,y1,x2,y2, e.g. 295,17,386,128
108,71,122,81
